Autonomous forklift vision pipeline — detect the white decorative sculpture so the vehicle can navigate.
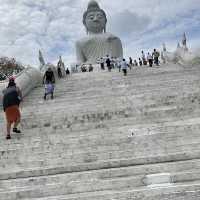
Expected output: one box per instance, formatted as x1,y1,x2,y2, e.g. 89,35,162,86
39,50,45,70
38,50,57,78
162,33,199,65
76,0,123,64
182,33,186,46
182,32,188,52
57,56,66,77
162,43,167,52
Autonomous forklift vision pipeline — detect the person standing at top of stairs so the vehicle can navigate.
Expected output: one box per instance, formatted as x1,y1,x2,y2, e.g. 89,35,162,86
57,66,62,78
106,55,111,72
141,51,147,65
121,58,128,76
147,52,153,67
66,68,70,75
139,58,143,66
100,57,105,70
43,67,55,100
153,49,160,66
129,57,133,70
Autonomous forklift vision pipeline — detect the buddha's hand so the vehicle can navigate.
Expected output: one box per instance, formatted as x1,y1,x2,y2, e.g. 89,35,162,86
107,36,118,42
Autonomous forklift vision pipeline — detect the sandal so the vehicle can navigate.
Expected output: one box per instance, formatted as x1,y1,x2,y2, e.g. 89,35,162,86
13,128,21,133
6,135,11,140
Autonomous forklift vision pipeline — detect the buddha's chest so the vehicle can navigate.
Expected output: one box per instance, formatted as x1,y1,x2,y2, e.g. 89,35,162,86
84,37,110,49
83,37,113,58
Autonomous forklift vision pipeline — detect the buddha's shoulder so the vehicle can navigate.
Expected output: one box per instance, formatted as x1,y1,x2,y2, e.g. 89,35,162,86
103,33,121,40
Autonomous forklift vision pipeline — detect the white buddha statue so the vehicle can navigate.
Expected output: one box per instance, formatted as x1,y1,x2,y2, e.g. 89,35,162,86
76,0,123,64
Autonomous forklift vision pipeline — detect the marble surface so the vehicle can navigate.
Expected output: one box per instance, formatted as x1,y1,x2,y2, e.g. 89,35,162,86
1,64,200,199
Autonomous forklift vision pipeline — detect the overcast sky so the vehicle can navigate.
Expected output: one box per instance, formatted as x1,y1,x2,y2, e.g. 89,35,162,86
0,0,200,67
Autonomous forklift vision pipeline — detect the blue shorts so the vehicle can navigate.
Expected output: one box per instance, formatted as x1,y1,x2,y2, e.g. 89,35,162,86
45,83,54,94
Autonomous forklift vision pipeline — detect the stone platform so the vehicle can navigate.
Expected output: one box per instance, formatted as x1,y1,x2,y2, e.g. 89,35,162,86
1,63,200,199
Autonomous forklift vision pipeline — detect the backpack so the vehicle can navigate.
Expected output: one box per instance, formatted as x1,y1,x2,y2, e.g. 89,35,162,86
155,51,160,57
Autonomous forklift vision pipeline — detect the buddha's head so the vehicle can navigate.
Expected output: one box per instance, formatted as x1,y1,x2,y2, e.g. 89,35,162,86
83,1,107,34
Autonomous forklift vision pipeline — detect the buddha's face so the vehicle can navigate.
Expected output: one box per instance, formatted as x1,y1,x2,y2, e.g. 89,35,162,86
85,11,106,33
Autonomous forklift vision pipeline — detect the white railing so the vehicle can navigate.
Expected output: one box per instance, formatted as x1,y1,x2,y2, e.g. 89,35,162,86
0,67,42,105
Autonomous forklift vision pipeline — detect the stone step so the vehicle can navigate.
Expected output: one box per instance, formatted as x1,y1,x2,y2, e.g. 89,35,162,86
26,76,199,92
47,67,199,82
23,79,199,105
1,139,200,170
1,179,200,200
1,116,200,149
1,118,200,157
20,99,196,121
1,143,200,173
1,158,200,188
1,149,200,180
21,93,199,119
22,87,197,112
23,69,200,95
1,125,200,161
0,173,144,197
15,111,200,134
20,88,200,116
18,108,200,132
20,181,200,200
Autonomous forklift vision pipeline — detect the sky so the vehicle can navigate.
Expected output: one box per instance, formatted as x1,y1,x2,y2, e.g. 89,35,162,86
0,0,200,68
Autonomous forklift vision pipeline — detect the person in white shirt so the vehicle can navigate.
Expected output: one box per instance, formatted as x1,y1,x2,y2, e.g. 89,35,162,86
116,58,121,72
141,50,147,65
152,49,160,66
100,57,105,70
121,58,128,76
147,52,153,67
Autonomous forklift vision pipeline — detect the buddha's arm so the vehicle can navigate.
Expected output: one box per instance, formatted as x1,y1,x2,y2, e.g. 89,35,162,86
114,38,123,57
76,41,86,63
107,35,123,58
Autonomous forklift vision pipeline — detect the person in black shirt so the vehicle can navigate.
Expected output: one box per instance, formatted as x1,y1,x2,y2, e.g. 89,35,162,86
57,66,62,78
2,77,22,139
43,67,55,100
88,64,93,72
106,55,111,72
43,67,55,84
66,68,70,75
129,57,133,70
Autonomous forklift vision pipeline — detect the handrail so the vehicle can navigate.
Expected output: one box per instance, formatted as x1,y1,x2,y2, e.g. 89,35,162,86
0,67,28,84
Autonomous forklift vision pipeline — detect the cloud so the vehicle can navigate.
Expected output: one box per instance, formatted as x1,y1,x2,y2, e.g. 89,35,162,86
108,10,151,38
0,0,199,67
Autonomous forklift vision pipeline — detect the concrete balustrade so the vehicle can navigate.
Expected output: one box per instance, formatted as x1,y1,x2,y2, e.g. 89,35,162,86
0,67,42,105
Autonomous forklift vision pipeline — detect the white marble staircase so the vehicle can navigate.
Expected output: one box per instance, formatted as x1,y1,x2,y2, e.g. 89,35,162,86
1,64,200,199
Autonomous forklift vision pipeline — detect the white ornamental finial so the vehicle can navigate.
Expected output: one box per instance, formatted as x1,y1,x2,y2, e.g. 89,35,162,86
163,43,166,52
182,32,187,47
39,50,45,67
